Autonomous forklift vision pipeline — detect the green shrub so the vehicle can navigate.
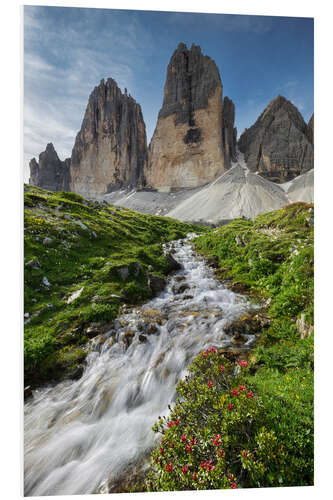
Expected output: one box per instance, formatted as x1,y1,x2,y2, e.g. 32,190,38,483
147,350,285,491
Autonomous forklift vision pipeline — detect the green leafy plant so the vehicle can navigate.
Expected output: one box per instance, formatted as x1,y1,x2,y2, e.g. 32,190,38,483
147,350,285,491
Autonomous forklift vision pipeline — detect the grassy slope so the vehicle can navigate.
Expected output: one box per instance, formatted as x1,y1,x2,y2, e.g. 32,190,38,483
193,202,314,485
24,185,204,386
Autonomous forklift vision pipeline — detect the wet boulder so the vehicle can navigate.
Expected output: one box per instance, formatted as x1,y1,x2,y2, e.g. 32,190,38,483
174,275,186,282
145,323,159,335
172,283,190,294
206,255,219,267
224,312,269,337
141,309,167,325
24,386,32,400
138,334,147,343
148,274,166,295
232,333,247,345
121,330,136,348
165,252,182,271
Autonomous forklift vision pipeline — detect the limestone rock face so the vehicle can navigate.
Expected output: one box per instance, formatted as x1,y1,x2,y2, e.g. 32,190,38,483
222,96,237,164
70,78,147,197
29,143,70,191
146,43,232,191
307,114,314,145
238,95,314,183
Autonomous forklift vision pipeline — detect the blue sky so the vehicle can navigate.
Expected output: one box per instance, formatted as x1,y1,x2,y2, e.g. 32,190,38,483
24,6,314,180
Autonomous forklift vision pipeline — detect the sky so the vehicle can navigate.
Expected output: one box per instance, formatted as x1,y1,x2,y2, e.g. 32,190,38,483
24,5,314,181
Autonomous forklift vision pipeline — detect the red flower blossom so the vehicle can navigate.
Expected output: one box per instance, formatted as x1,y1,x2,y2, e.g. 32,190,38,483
237,359,248,368
203,351,208,358
207,381,214,388
228,474,234,481
181,465,189,475
232,389,239,396
228,403,235,410
211,434,222,446
160,447,164,455
218,448,224,457
171,442,175,448
218,365,225,372
231,483,237,489
165,462,173,473
168,421,173,428
190,437,197,445
200,460,214,471
185,444,192,453
242,450,248,457
247,390,253,399
154,456,158,463
208,346,216,352
181,434,187,442
174,419,180,426
192,473,197,481
239,384,245,391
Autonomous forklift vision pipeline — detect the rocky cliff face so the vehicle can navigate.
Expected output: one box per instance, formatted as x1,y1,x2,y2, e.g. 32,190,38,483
70,78,147,197
238,95,314,183
145,43,235,191
307,114,314,146
29,143,70,191
222,96,237,164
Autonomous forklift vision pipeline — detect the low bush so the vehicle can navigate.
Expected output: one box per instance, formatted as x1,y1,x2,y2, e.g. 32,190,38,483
147,350,286,491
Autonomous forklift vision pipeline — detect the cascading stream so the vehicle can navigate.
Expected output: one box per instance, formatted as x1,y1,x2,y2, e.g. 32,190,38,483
24,235,257,496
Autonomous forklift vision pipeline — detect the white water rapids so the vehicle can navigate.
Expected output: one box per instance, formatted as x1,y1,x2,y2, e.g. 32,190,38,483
24,235,257,496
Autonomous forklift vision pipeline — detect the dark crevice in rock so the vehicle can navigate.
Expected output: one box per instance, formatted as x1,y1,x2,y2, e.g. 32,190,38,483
184,128,202,144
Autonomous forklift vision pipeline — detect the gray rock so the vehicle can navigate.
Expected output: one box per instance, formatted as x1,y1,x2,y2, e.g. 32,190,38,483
24,386,32,400
172,283,190,294
148,274,166,294
70,78,147,196
43,237,53,246
25,259,41,270
157,43,222,125
165,252,182,271
42,276,51,287
238,95,314,182
222,96,237,165
29,143,70,191
206,255,219,267
130,262,143,278
296,313,313,339
306,114,314,145
86,323,102,338
145,323,159,335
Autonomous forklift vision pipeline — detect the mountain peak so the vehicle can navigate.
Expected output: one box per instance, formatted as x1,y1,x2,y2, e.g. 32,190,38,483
238,96,313,182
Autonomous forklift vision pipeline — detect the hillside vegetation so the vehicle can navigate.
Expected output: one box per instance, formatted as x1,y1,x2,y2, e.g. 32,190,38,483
24,185,203,386
148,202,314,490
